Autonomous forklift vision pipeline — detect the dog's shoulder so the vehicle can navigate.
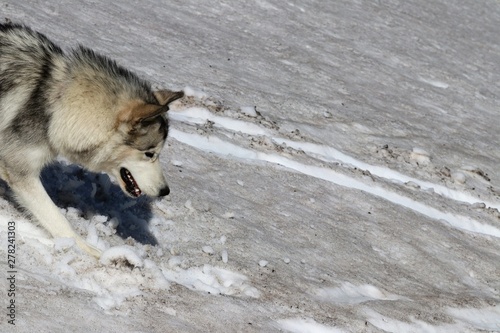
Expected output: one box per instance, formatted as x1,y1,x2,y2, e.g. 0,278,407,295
0,22,63,56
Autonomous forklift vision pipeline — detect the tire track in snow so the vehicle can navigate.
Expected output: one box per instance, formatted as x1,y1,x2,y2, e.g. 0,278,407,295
169,108,500,211
271,138,500,211
169,128,500,238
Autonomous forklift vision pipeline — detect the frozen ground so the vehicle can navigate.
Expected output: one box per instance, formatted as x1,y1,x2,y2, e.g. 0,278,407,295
1,0,500,332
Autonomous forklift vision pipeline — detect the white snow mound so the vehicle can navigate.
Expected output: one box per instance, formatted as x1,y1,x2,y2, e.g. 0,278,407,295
99,245,144,268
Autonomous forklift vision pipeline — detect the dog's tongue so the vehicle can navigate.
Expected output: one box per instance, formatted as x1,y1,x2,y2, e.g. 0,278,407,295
120,168,141,197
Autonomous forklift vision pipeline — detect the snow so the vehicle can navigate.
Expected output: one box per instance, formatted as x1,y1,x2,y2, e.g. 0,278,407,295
315,282,405,305
221,249,228,263
170,127,500,237
169,107,270,136
240,106,258,118
452,171,467,184
99,246,144,268
1,0,500,332
278,318,345,333
202,245,214,255
447,306,500,331
364,309,464,333
162,265,260,298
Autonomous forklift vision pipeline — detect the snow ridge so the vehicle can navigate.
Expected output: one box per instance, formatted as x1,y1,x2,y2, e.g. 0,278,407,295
169,105,500,238
169,107,500,211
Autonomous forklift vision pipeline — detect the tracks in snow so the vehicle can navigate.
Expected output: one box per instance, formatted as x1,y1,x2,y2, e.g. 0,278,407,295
168,105,500,238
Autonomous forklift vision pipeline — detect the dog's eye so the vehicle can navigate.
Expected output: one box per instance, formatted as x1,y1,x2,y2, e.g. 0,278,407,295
145,152,155,159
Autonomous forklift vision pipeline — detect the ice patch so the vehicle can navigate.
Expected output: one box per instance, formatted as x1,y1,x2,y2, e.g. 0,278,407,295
240,106,258,117
169,107,269,136
419,77,449,89
447,306,500,331
202,245,215,255
221,249,228,263
278,318,345,333
365,309,464,332
258,260,269,267
315,282,404,304
223,211,235,219
171,160,183,167
162,264,260,298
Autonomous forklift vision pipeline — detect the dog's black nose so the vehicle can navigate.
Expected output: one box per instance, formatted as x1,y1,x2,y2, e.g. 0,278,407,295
159,186,170,197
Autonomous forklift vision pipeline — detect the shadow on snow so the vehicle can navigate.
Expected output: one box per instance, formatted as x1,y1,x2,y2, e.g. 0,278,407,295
0,161,158,246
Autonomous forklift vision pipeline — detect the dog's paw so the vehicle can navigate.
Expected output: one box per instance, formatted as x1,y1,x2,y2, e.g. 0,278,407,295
75,238,102,258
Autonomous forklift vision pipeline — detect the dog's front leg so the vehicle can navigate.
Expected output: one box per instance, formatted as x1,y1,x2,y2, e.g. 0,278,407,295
11,176,102,258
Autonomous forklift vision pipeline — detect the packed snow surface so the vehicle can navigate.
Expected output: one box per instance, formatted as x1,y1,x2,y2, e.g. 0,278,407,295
1,0,500,332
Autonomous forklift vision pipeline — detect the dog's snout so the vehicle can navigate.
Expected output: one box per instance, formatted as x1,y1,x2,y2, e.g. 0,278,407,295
159,185,170,197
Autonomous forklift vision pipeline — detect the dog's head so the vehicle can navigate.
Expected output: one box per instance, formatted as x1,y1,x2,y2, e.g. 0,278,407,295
108,90,184,198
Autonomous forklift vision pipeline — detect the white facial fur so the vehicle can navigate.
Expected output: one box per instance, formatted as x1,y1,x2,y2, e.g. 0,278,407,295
107,145,168,198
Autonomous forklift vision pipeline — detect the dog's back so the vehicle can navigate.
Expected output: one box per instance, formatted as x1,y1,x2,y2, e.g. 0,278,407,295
0,24,64,134
0,24,63,91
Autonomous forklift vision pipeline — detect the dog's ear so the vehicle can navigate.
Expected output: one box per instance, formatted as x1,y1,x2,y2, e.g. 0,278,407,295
118,101,163,125
118,91,183,129
153,90,184,106
118,102,166,129
133,104,169,124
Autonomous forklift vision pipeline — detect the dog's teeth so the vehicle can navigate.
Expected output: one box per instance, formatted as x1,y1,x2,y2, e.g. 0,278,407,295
121,168,140,197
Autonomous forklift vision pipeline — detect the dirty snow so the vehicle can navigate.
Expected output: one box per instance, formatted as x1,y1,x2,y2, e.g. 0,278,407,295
1,0,500,332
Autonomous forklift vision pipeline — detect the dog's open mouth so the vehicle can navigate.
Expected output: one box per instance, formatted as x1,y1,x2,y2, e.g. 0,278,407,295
120,168,141,197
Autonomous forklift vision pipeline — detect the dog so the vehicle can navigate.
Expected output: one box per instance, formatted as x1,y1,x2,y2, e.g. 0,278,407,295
0,23,184,257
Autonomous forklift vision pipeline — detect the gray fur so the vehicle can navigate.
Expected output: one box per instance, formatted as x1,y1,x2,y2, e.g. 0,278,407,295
0,23,184,257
